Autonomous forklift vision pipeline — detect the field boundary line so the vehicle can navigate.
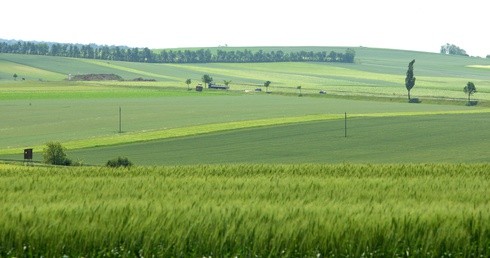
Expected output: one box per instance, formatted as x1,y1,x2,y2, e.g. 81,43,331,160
351,108,490,118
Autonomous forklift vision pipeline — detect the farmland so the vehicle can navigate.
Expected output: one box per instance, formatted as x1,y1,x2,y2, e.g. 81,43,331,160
65,112,490,165
1,47,490,256
1,163,490,257
1,48,490,163
1,90,487,161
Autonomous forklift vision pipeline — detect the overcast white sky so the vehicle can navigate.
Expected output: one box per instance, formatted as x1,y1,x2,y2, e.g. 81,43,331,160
1,0,488,56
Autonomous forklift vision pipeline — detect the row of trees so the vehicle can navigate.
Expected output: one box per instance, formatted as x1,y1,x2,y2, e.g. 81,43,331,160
0,41,153,61
440,43,468,56
0,41,356,63
200,49,356,63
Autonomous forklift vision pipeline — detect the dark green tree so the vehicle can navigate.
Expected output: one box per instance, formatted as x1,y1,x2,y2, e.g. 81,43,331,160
202,74,213,88
344,48,356,63
463,81,477,103
264,81,271,93
185,78,192,90
405,59,416,101
13,73,18,81
297,85,302,96
43,142,72,166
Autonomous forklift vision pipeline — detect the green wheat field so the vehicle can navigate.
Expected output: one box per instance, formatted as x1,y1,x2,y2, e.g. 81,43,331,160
1,164,490,257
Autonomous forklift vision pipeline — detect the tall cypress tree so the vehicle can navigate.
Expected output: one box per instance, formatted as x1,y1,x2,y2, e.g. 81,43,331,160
405,59,416,101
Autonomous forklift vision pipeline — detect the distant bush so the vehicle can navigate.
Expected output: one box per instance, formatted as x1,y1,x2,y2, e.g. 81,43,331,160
43,142,72,166
132,77,156,81
106,157,133,168
72,159,84,166
466,101,478,106
409,98,421,103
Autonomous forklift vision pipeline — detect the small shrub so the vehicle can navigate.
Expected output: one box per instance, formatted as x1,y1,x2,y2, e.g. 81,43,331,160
106,157,133,168
409,98,421,103
62,158,73,166
132,77,156,81
466,101,478,106
43,142,72,166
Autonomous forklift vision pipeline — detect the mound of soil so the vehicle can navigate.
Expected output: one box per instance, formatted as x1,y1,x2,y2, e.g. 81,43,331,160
132,77,156,81
70,74,123,81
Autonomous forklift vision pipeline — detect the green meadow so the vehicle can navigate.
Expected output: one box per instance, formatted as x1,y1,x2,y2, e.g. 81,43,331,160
1,48,490,256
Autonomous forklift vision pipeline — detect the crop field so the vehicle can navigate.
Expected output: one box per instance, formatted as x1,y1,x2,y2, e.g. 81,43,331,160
2,48,490,101
1,48,489,256
63,112,490,165
2,48,489,160
1,87,487,162
2,70,485,152
1,164,489,257
0,48,489,165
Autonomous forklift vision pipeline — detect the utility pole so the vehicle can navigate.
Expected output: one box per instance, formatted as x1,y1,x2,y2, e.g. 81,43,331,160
119,107,122,133
344,112,347,138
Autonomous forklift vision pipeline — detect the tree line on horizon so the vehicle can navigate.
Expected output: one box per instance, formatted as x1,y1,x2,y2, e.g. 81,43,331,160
440,43,469,56
0,41,355,63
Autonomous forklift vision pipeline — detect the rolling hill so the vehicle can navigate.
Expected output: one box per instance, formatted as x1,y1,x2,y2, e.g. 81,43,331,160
0,47,489,164
2,46,490,257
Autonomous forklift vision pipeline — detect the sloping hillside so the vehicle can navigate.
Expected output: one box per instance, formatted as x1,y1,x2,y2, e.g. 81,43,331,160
1,47,489,101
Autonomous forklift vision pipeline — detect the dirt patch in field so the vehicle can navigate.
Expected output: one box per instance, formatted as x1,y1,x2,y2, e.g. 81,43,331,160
70,74,123,81
69,74,157,81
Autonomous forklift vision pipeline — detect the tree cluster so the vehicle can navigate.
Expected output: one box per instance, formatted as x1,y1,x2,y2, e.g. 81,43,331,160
0,41,355,64
440,43,468,56
43,142,72,166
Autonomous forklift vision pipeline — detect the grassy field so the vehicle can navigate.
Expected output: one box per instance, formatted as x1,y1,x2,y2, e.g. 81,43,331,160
1,163,489,257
